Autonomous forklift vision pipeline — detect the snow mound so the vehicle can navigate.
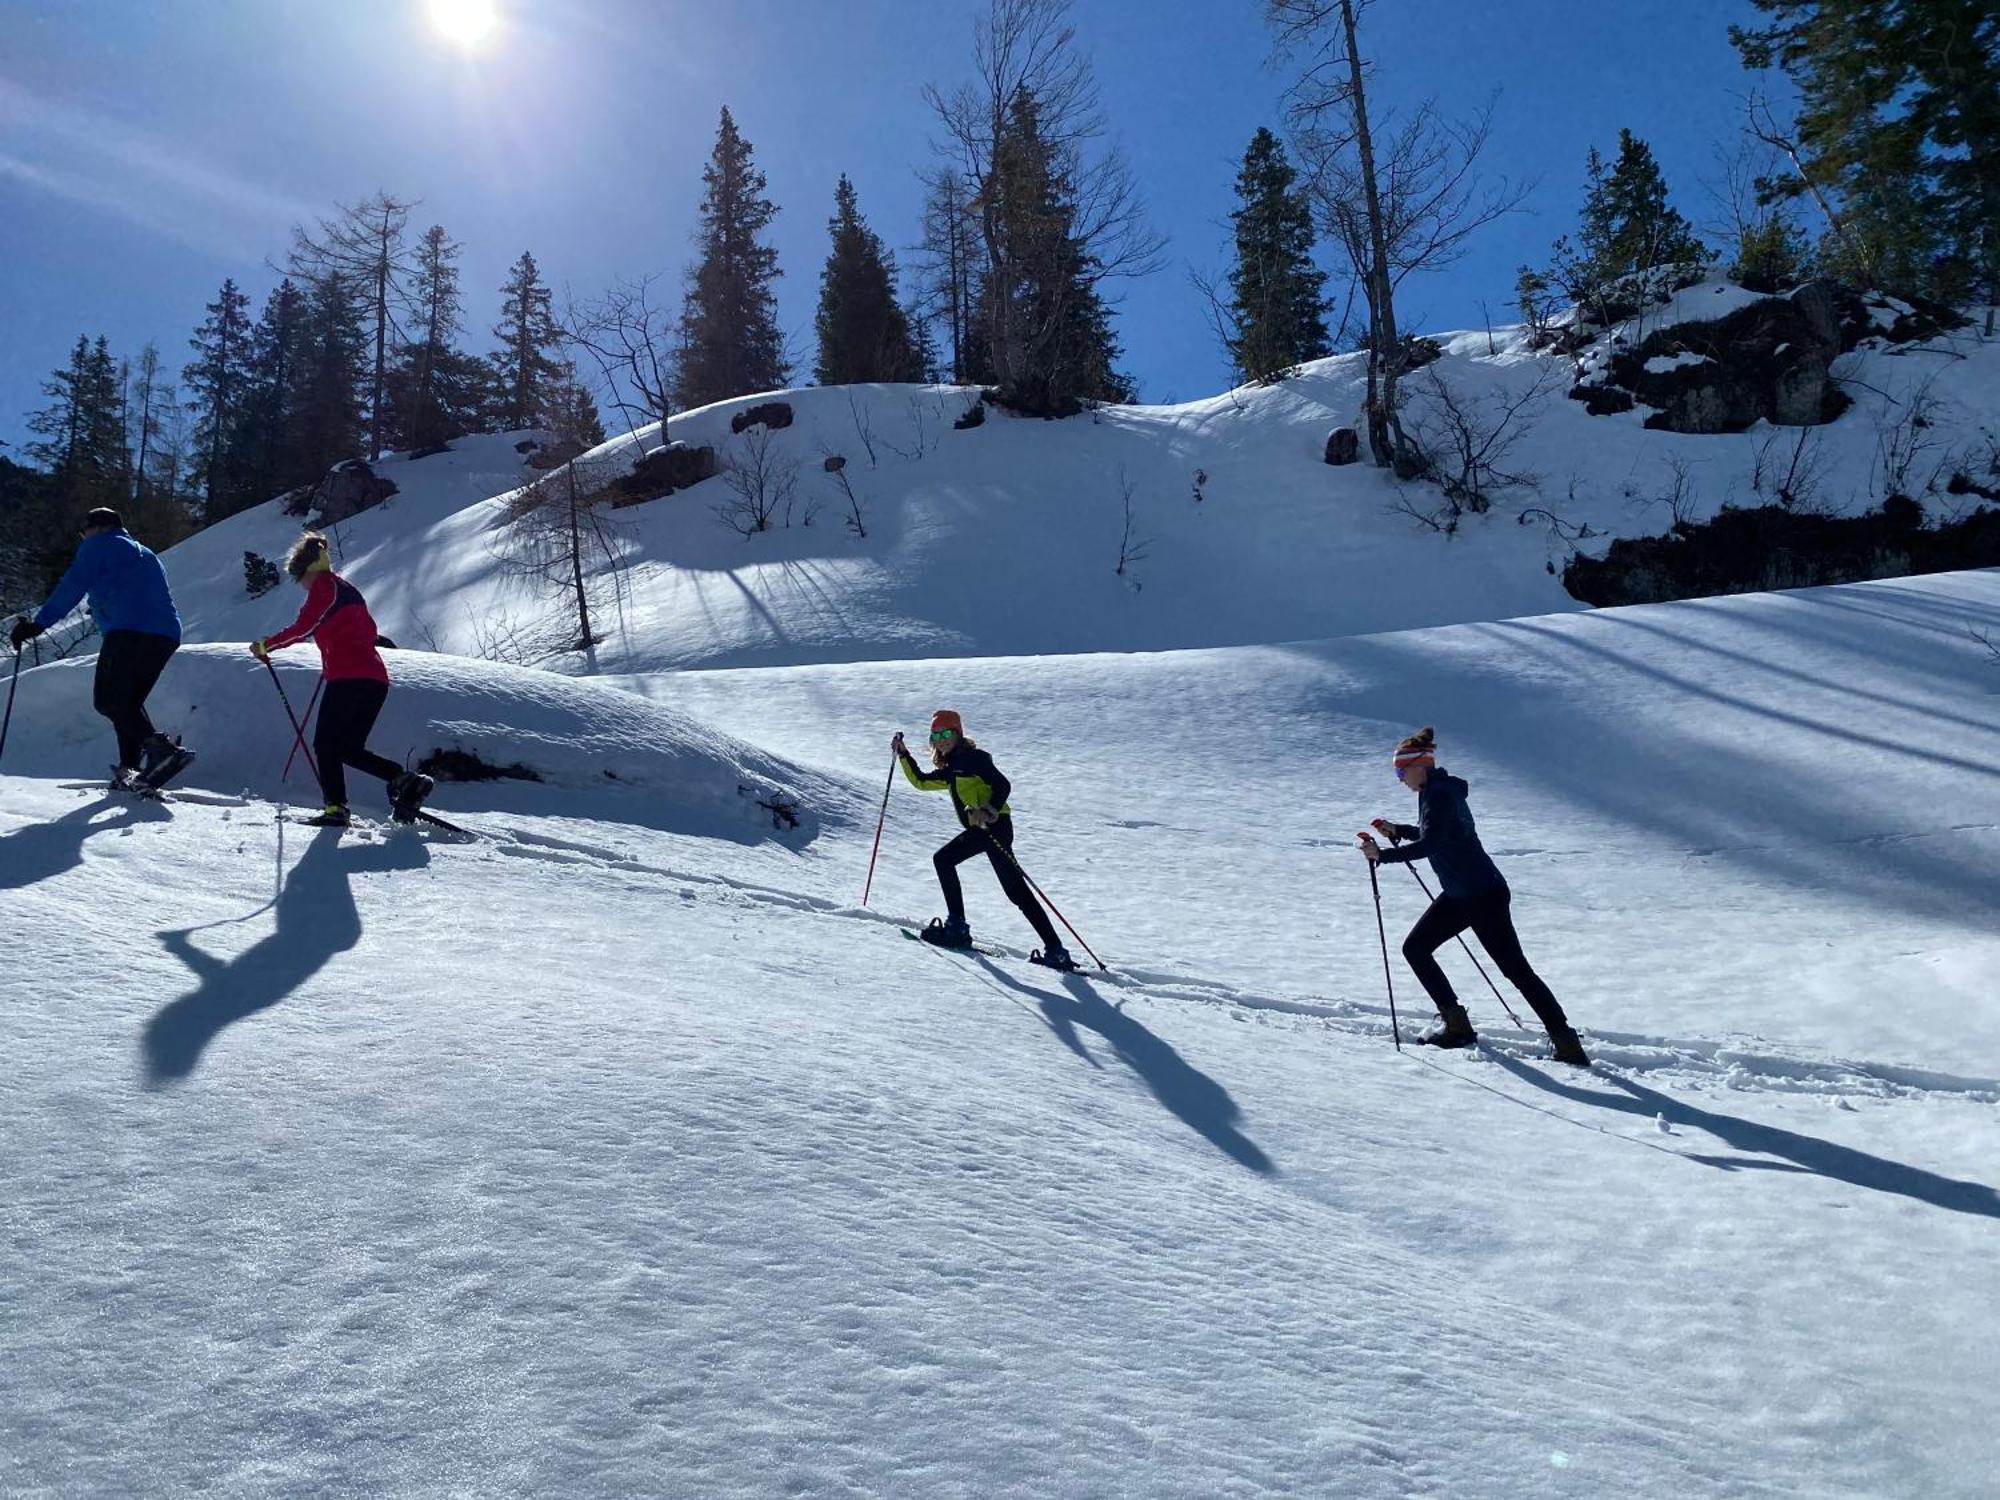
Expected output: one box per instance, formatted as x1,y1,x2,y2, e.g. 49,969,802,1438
2,642,852,843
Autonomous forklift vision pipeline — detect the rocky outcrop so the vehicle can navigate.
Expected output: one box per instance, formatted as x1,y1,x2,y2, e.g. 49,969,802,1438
729,401,794,435
611,442,719,508
1323,427,1359,466
283,458,399,526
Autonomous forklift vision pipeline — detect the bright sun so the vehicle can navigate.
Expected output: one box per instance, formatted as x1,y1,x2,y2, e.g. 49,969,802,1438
428,0,500,49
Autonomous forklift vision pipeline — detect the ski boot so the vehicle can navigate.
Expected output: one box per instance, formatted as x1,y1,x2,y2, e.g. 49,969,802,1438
1417,1003,1477,1050
302,804,352,828
1028,944,1078,973
139,733,195,791
107,765,150,796
919,916,974,950
388,771,435,825
1548,1027,1591,1068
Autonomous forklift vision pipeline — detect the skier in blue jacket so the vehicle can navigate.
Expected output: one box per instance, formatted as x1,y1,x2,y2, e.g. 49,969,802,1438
10,508,192,790
1361,726,1587,1065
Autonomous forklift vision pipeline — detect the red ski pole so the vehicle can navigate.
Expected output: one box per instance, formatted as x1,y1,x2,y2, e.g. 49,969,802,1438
283,678,322,784
985,831,1107,971
262,658,320,787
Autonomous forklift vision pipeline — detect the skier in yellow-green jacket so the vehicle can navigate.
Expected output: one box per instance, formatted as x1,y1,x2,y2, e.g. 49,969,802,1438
892,709,1073,969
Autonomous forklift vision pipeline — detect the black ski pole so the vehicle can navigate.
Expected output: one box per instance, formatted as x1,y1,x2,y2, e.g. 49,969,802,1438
861,750,897,906
1366,854,1403,1050
263,659,320,787
1373,821,1525,1029
0,648,22,768
984,828,1107,970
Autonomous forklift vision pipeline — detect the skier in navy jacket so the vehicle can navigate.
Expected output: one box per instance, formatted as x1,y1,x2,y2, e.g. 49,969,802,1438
1361,726,1588,1065
9,507,192,790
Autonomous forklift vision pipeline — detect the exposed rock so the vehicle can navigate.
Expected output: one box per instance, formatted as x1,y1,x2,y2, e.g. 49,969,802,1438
729,401,794,435
1324,427,1360,466
823,454,847,473
611,442,718,508
1571,384,1636,417
525,438,586,471
293,458,398,527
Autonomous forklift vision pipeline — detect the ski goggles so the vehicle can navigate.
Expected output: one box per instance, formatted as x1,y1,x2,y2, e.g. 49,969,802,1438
928,728,958,743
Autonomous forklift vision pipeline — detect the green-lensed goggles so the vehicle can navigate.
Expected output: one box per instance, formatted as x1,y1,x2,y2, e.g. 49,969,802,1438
928,728,957,743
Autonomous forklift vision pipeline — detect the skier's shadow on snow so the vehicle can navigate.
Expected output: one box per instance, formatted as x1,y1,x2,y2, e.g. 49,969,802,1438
1488,1051,2000,1220
973,958,1276,1176
0,795,171,891
141,827,429,1087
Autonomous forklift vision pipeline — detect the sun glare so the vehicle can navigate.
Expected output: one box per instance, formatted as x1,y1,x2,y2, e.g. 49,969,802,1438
428,0,500,49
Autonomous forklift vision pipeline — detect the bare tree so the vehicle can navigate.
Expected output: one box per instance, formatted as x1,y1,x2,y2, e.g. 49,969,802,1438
913,165,984,383
1873,372,1946,504
1402,364,1561,523
286,192,417,463
1270,2,1527,475
496,456,629,651
925,0,1164,395
716,426,801,539
563,275,677,449
1112,466,1151,587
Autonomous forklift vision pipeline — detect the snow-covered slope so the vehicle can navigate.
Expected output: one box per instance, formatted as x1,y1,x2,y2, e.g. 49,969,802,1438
5,570,1996,1497
150,299,2000,673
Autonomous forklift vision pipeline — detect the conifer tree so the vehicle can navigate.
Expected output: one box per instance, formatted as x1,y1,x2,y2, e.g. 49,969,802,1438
814,176,922,385
241,279,310,502
675,107,788,409
183,279,255,519
291,272,367,480
491,250,563,431
393,224,467,452
287,193,415,463
1226,126,1330,383
1549,131,1706,324
1734,0,1999,317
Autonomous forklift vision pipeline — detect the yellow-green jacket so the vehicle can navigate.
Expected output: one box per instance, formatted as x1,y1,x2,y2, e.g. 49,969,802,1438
899,743,1012,829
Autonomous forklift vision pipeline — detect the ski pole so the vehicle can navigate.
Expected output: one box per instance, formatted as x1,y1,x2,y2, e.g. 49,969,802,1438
262,659,320,787
1365,854,1403,1050
1372,820,1525,1029
860,750,897,906
0,648,21,768
282,678,323,784
983,827,1107,971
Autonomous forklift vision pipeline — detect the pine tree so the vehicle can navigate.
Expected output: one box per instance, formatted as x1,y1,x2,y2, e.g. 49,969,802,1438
1550,131,1706,324
287,192,415,462
491,250,563,431
23,336,131,575
1734,0,2000,317
984,87,1129,415
1226,127,1331,383
240,279,310,503
675,107,788,409
183,279,255,520
291,272,367,480
392,224,468,452
814,176,922,385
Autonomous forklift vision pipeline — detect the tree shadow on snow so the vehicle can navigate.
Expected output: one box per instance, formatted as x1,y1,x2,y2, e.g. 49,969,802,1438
0,794,172,892
1488,1051,2000,1220
140,827,429,1087
972,957,1276,1176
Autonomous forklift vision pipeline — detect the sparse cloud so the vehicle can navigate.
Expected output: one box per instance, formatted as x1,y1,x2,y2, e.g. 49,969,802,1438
0,76,313,260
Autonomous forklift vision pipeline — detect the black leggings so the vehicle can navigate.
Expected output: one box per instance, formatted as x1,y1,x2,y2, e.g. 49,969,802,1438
313,679,404,808
1403,888,1573,1037
935,818,1061,949
94,630,177,769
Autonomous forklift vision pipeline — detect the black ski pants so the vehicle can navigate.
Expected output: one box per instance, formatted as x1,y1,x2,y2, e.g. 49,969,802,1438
94,629,178,770
313,678,404,809
1403,887,1575,1038
934,818,1061,950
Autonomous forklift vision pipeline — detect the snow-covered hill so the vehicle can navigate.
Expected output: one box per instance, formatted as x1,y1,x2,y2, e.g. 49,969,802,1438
150,289,2000,674
5,569,1996,1497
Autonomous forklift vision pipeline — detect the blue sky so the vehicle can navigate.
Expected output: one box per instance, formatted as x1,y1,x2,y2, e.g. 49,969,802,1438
0,0,1777,451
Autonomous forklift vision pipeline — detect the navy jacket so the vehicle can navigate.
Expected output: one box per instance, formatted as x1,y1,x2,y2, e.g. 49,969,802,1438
1379,770,1508,900
35,529,182,643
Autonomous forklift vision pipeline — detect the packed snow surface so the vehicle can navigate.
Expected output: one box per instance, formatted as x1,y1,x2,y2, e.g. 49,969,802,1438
4,569,1998,1497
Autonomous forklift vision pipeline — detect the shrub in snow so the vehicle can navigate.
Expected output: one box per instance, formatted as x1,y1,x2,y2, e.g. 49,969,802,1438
242,552,281,598
952,401,986,430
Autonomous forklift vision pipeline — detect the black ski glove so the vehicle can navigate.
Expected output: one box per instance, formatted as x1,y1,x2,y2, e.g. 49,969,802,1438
10,617,43,650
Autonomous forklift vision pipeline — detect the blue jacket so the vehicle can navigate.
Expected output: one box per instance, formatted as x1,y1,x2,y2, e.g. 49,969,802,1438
35,529,182,643
1379,770,1508,900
